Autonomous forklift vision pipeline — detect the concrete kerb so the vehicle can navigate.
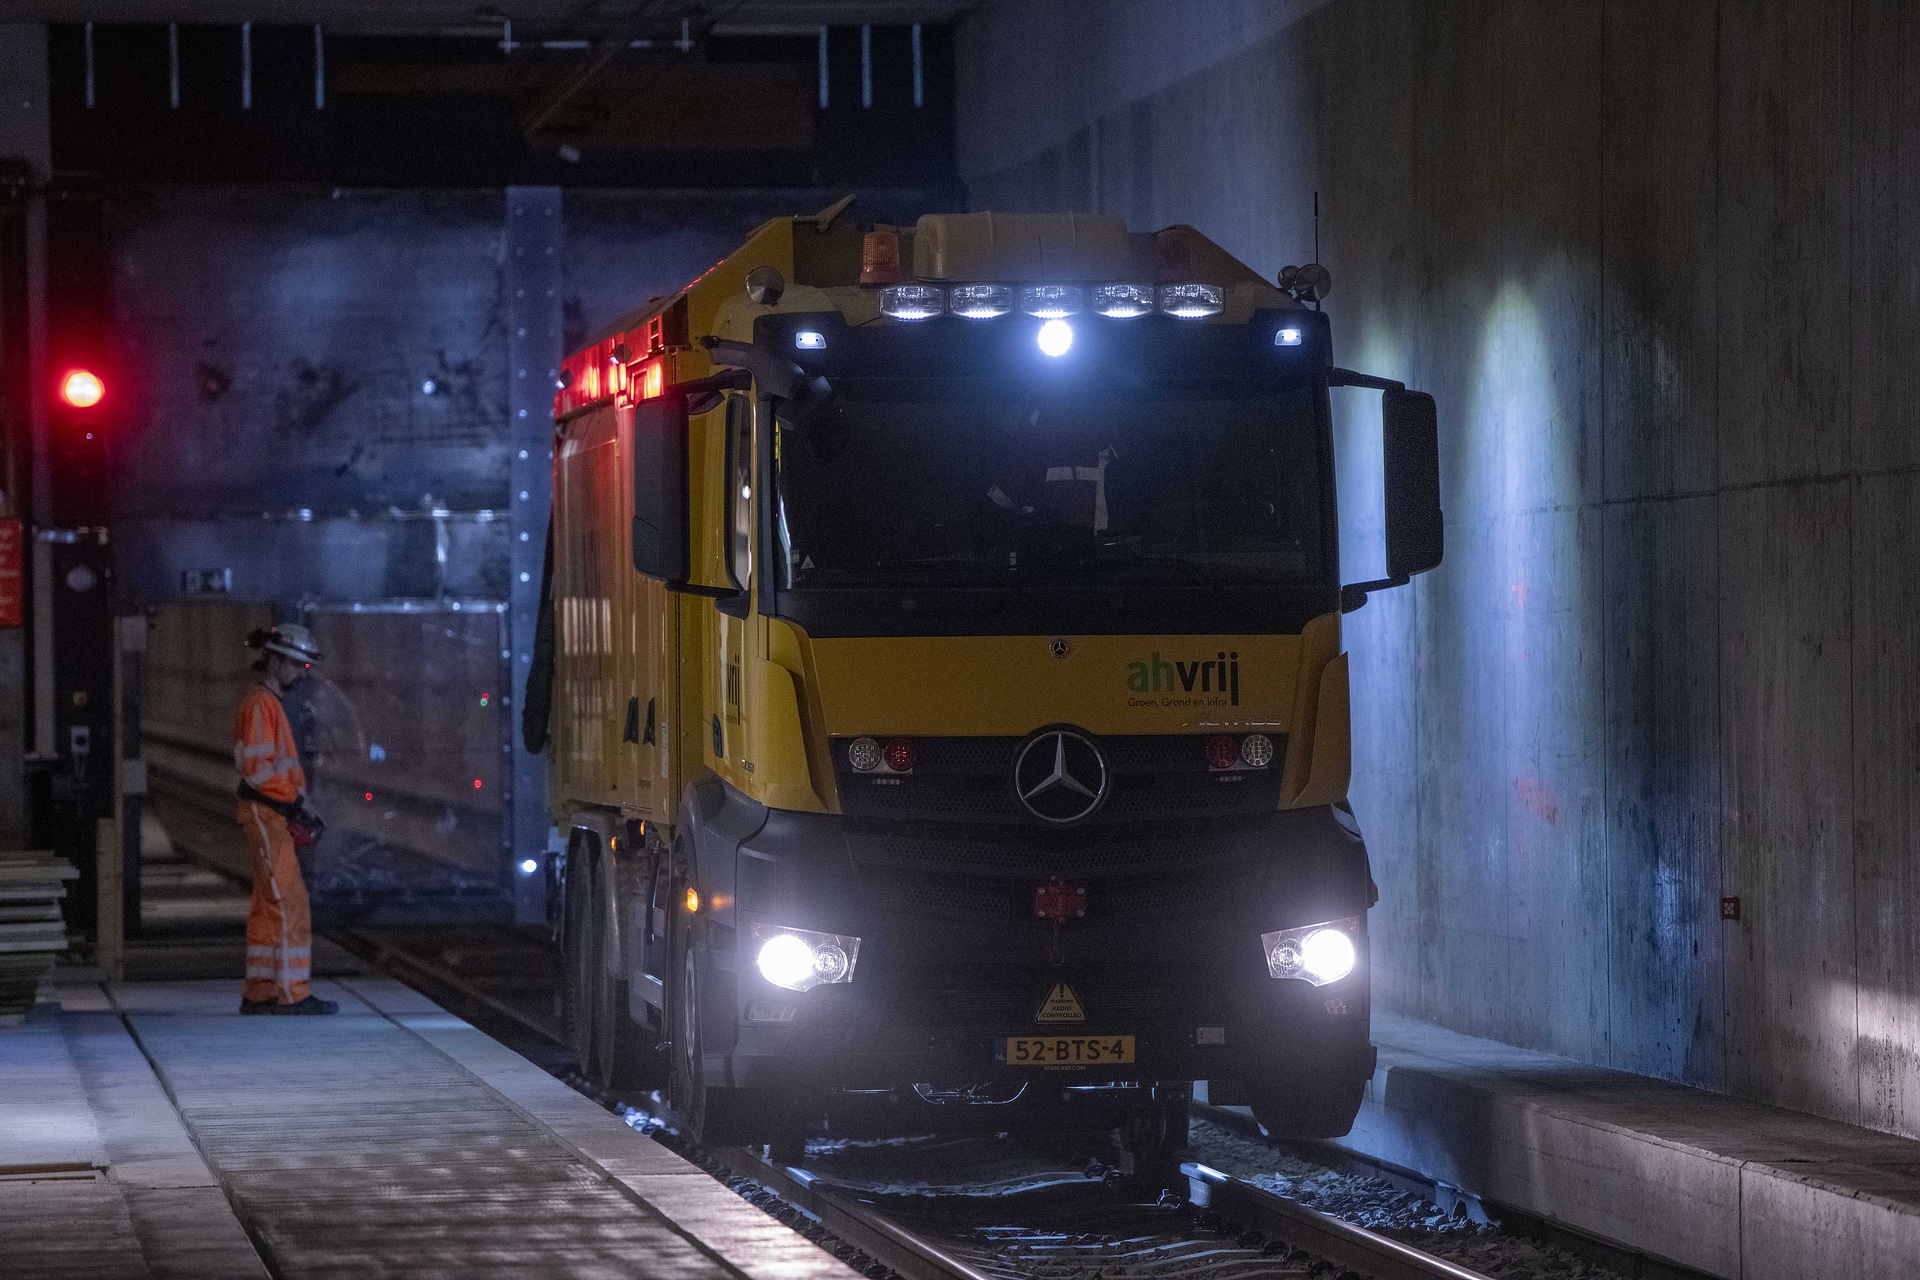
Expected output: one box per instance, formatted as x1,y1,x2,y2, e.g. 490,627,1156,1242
1340,1013,1920,1280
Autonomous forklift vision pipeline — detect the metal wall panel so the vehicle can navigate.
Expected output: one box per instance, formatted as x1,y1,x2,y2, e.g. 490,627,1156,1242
505,186,562,925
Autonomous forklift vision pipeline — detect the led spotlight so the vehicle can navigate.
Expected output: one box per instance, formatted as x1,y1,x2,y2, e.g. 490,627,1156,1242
1091,283,1155,318
949,283,1013,319
1020,284,1084,319
1036,319,1074,357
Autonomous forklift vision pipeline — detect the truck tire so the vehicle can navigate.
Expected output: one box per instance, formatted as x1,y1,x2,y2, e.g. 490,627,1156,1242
560,831,598,1073
666,875,759,1145
595,844,665,1095
583,844,624,1091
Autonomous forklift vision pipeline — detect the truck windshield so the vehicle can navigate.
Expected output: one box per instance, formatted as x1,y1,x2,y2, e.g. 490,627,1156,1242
773,376,1327,591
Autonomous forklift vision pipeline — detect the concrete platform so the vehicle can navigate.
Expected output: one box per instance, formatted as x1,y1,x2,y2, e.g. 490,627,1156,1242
0,972,853,1280
1341,1011,1920,1280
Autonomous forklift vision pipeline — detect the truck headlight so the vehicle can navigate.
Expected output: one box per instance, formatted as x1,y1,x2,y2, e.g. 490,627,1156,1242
1261,916,1361,986
751,923,862,992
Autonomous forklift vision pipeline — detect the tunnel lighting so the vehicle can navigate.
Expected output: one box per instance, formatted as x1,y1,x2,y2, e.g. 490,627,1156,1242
1275,326,1303,346
1020,284,1083,319
59,369,105,408
1158,283,1223,317
880,284,944,320
1036,319,1074,357
949,283,1013,319
795,331,826,350
1240,734,1275,768
847,737,882,772
1091,283,1155,318
684,887,699,913
752,924,862,992
519,858,539,875
1262,916,1362,986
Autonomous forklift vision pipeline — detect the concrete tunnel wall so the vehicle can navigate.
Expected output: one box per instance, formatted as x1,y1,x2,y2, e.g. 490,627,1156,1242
956,0,1920,1140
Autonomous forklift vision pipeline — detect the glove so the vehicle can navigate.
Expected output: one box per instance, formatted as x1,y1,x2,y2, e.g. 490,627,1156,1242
288,802,327,848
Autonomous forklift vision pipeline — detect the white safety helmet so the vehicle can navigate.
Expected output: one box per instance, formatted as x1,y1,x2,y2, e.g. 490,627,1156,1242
255,623,322,665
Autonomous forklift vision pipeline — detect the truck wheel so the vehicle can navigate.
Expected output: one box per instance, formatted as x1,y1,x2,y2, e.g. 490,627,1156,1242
583,843,624,1091
594,843,665,1096
560,831,598,1074
1247,1071,1366,1140
667,881,758,1145
1121,1086,1191,1191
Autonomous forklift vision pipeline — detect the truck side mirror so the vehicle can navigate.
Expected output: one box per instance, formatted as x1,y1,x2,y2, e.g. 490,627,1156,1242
1382,388,1442,580
631,394,689,584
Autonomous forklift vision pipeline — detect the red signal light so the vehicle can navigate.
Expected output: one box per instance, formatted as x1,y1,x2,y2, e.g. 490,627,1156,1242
883,737,917,772
60,369,105,409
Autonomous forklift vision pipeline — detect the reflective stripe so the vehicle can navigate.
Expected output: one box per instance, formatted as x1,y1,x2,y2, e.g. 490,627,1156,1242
243,765,276,786
238,743,275,759
248,804,295,1003
247,944,310,959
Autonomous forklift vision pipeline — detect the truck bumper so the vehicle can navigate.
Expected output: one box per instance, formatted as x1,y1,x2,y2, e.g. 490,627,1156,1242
698,798,1374,1099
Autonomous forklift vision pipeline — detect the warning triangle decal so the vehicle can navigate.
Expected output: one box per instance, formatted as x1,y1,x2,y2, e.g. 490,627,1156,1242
1035,982,1086,1023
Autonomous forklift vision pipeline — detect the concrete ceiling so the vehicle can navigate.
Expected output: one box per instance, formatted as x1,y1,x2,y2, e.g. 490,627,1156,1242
8,2,978,35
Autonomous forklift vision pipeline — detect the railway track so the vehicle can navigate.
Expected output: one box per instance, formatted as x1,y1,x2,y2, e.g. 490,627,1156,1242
344,925,1639,1280
713,1139,1497,1280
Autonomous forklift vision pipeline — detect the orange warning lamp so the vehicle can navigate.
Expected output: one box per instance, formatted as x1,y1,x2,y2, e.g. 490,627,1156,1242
60,369,105,409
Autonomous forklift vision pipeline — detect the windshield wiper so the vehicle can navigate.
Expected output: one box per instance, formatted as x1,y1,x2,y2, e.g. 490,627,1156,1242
1078,552,1226,594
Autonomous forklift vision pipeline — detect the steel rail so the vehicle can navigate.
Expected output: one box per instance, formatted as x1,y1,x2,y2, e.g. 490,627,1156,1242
718,1145,996,1280
1182,1160,1496,1280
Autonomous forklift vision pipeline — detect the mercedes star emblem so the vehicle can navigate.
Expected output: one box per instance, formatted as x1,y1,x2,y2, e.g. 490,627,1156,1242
1012,728,1110,825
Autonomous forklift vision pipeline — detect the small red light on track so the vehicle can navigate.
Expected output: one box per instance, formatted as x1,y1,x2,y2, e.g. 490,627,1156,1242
1205,734,1241,770
60,369,105,409
472,778,482,789
883,737,916,772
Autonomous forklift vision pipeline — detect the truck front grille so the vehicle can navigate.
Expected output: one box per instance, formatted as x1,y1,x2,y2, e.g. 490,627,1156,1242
832,733,1284,827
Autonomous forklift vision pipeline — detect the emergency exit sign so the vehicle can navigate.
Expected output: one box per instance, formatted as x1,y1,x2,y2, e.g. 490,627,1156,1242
0,520,21,628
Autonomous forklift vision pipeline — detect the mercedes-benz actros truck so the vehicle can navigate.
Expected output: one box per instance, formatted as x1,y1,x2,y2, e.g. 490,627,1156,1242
527,206,1442,1154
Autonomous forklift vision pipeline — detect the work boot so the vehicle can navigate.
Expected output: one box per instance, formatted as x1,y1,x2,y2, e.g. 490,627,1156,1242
239,997,279,1016
275,995,339,1016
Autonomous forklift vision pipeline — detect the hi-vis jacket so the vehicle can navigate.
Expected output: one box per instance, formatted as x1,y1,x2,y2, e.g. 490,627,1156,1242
233,687,305,804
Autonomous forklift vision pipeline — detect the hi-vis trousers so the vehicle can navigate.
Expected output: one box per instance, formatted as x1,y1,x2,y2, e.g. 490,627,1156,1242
238,800,313,1004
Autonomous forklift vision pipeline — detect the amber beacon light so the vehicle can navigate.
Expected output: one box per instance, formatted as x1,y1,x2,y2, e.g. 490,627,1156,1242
60,369,105,409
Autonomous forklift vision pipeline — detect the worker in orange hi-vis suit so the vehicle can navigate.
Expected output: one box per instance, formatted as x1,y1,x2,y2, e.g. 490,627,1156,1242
234,624,337,1016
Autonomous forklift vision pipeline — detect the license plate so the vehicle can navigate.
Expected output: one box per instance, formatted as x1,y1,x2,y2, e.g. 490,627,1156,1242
999,1034,1135,1066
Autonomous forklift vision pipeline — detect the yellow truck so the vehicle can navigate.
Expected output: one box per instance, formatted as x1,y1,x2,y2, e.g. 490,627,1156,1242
526,207,1441,1154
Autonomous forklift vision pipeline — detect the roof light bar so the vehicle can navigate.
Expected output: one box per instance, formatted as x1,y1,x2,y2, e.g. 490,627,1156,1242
1091,283,1154,317
949,283,1013,319
880,284,944,320
1020,284,1083,319
1158,283,1223,318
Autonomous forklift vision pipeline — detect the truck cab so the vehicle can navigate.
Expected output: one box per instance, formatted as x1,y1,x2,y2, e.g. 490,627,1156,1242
534,208,1441,1149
